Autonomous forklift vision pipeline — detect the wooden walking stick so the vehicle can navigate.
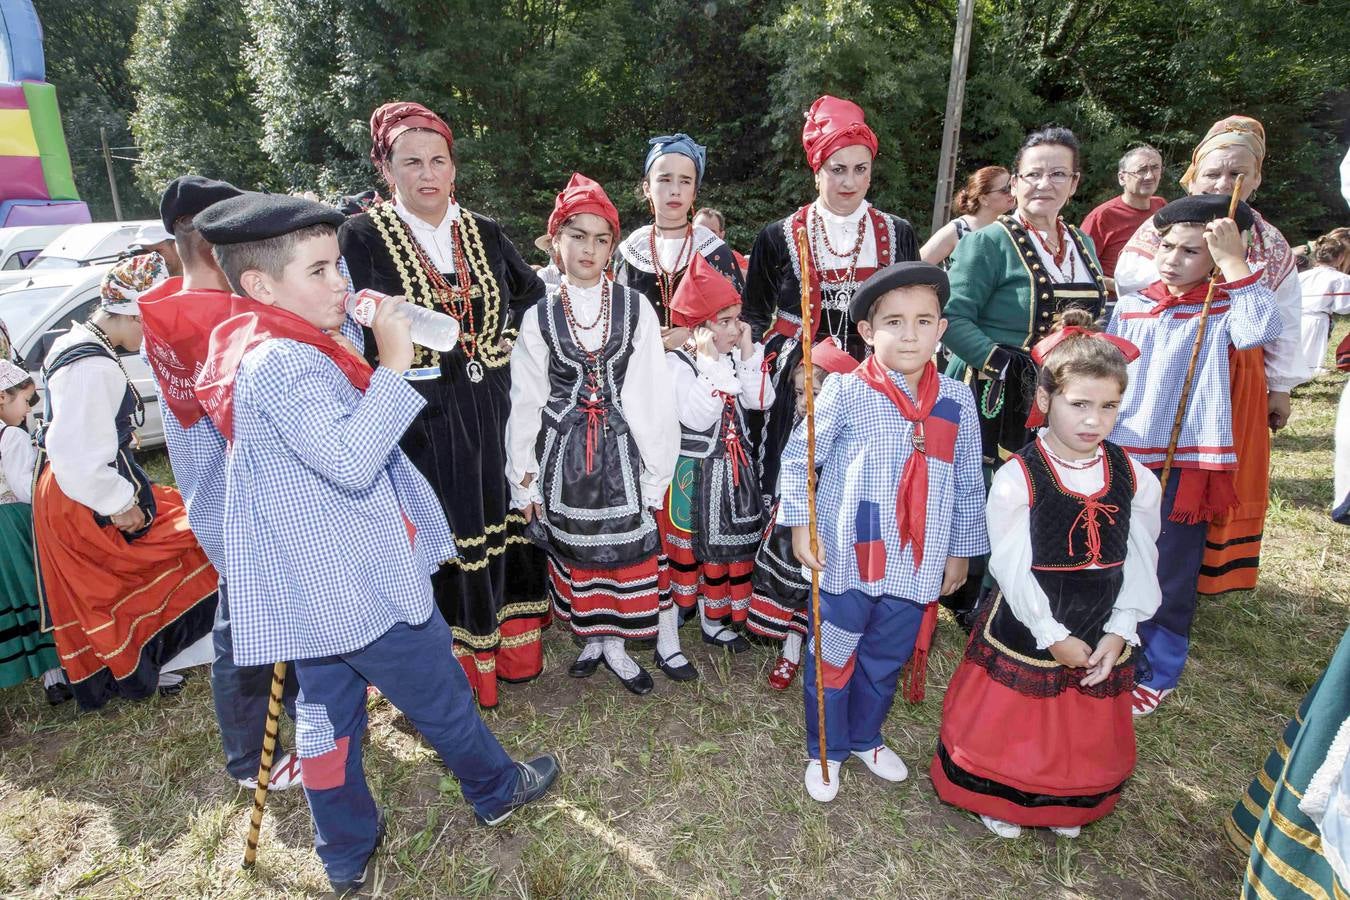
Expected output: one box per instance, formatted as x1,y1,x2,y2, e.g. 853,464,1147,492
242,660,288,869
1159,175,1244,492
795,227,829,784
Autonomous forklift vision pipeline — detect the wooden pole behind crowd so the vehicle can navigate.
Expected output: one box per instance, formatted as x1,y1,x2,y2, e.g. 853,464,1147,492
929,0,976,236
242,661,288,869
795,227,829,784
1159,174,1244,491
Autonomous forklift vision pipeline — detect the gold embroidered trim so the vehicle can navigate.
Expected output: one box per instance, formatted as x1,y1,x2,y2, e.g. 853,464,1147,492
979,592,1132,668
443,534,531,570
451,512,527,548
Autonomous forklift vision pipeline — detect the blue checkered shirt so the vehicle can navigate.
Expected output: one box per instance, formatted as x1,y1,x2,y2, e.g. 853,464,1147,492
142,314,364,573
1107,272,1280,470
777,368,989,602
222,339,455,667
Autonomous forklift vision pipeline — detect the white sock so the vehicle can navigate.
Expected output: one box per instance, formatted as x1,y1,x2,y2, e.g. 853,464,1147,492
656,606,683,660
782,632,803,664
698,597,724,638
41,667,67,688
602,637,641,679
576,639,603,662
157,671,184,688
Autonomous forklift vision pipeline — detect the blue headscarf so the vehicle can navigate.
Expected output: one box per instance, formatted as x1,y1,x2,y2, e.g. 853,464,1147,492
644,133,707,187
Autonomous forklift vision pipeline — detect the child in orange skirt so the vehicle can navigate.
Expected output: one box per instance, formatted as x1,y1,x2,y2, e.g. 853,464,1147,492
931,309,1161,838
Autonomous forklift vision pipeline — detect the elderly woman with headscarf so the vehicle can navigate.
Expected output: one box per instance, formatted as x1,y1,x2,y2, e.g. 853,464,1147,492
339,101,548,709
742,95,920,499
32,255,219,710
1114,115,1308,598
613,133,744,351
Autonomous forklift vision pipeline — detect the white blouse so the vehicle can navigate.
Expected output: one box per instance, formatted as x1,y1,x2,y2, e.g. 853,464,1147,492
986,438,1162,649
1014,209,1093,283
393,197,463,274
810,199,878,268
505,279,679,510
668,342,776,433
0,423,36,505
42,324,137,517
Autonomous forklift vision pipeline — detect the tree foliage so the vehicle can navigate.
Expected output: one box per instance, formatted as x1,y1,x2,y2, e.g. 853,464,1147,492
36,0,1350,241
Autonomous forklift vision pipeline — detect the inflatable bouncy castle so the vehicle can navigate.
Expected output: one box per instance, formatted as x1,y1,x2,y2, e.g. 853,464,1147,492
0,0,90,226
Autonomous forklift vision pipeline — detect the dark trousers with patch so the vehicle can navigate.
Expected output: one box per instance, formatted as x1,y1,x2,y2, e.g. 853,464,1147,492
803,589,925,763
293,608,518,883
1138,469,1209,692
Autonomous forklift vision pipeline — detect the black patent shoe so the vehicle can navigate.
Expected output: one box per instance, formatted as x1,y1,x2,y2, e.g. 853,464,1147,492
602,656,654,695
476,754,561,826
701,626,750,653
567,653,602,678
653,649,699,682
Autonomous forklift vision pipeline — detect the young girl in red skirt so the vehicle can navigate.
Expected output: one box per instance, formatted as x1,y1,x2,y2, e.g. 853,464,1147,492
505,174,679,696
930,309,1162,838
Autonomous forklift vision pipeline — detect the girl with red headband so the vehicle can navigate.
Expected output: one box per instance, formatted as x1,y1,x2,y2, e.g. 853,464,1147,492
742,95,920,504
505,174,679,696
339,102,549,708
932,309,1162,840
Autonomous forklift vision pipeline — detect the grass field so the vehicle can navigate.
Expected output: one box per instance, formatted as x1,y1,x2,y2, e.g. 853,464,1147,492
2,322,1347,899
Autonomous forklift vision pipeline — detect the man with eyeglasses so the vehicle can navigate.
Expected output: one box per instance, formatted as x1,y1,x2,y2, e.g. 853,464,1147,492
1081,145,1166,291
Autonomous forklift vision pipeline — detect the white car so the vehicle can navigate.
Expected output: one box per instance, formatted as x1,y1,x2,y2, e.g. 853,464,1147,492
1,263,164,449
0,224,76,272
0,221,155,290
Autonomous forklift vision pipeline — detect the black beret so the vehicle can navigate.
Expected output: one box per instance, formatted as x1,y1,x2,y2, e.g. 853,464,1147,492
1152,195,1255,232
195,192,345,245
159,175,243,234
848,261,951,324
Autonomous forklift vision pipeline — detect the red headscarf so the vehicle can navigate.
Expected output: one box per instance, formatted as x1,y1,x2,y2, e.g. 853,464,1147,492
809,336,859,375
546,173,621,242
802,95,879,172
668,253,739,328
369,101,454,167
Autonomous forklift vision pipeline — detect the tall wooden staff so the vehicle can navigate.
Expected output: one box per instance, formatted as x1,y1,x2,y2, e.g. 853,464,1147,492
795,227,829,783
1159,175,1244,491
241,660,288,868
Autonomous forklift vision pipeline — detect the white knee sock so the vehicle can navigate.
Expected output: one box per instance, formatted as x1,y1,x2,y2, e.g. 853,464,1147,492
41,667,67,689
656,606,683,660
576,639,603,662
602,637,640,679
782,632,803,664
698,596,722,637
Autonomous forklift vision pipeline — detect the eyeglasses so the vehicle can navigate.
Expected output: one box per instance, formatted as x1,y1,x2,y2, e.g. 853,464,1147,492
1122,164,1163,177
1015,170,1076,186
984,185,1013,195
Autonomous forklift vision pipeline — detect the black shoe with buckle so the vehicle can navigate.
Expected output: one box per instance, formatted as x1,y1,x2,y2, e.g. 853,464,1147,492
653,649,699,682
701,626,750,653
475,754,561,826
567,653,602,678
329,809,387,896
602,655,654,695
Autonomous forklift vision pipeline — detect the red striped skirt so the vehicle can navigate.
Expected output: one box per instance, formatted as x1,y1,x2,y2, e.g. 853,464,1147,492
656,503,752,621
547,554,662,640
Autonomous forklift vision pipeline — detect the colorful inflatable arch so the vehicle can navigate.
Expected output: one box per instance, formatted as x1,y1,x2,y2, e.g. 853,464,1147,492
0,0,90,226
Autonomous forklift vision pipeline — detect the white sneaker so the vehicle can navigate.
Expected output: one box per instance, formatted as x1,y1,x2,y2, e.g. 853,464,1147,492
804,760,842,802
237,751,303,792
981,815,1022,839
1131,685,1172,717
1050,825,1081,839
851,745,909,783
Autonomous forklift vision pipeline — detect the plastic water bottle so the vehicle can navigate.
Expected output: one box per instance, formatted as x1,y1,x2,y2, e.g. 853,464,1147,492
345,289,460,352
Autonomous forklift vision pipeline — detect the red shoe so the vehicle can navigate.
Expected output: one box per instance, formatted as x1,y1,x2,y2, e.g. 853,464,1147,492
767,656,800,691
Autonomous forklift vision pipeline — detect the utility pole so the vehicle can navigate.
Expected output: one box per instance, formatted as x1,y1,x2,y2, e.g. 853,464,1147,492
101,127,123,221
930,0,975,237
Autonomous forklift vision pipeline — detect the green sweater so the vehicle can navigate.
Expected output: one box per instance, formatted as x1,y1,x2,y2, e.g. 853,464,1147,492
942,216,1105,380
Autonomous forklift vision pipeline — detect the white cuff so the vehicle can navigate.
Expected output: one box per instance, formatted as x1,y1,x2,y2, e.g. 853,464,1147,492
510,475,542,510
1030,618,1072,651
1104,609,1142,646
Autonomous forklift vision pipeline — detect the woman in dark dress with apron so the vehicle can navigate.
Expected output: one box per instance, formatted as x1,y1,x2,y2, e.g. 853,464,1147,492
339,102,547,708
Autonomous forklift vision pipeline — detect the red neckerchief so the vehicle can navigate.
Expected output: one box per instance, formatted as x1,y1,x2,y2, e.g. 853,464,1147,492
195,298,373,441
1138,278,1230,315
787,203,892,339
855,356,939,568
138,279,236,429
